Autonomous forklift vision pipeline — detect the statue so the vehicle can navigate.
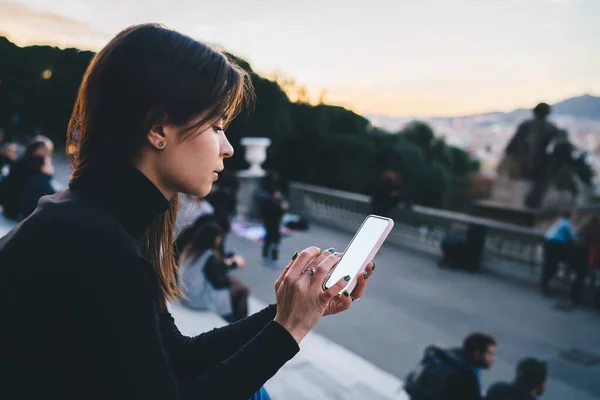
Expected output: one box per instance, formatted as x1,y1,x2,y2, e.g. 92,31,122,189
495,103,592,209
502,103,565,180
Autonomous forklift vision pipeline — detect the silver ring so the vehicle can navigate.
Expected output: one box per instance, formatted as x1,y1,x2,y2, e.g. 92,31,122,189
307,267,316,276
350,295,361,302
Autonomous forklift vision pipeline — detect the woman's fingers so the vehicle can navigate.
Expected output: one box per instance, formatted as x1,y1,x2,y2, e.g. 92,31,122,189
275,247,337,293
284,246,321,281
349,262,374,300
321,274,351,304
304,247,336,271
273,246,328,344
274,252,298,292
311,252,340,287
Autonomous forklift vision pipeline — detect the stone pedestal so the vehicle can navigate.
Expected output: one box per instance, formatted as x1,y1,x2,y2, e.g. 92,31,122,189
236,137,271,218
491,174,582,210
472,200,554,228
475,171,592,229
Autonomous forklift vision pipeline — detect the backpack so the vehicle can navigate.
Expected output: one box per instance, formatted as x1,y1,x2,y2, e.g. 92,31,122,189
404,346,463,400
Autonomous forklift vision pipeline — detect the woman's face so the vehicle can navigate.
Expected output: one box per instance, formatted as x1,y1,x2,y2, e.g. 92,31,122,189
158,117,234,198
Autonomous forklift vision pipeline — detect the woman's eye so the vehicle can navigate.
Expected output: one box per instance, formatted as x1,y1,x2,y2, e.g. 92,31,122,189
213,126,224,134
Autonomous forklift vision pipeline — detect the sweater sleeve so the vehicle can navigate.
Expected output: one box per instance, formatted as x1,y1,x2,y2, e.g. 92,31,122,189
160,305,278,381
90,250,297,400
180,321,298,399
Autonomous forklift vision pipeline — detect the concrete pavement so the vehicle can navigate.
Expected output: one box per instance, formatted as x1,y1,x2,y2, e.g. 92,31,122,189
230,222,600,400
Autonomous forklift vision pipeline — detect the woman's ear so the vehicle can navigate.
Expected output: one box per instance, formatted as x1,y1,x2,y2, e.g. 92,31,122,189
147,125,168,150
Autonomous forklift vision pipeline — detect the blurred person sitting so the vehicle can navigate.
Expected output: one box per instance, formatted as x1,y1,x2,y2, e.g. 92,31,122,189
540,210,577,294
439,223,468,269
206,183,233,246
174,188,219,257
178,221,250,322
0,136,53,220
0,130,6,162
0,131,16,174
405,332,497,400
19,153,56,219
571,216,600,305
0,142,17,177
486,358,548,400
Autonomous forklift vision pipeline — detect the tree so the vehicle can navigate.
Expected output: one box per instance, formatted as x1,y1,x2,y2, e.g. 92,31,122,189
0,36,482,210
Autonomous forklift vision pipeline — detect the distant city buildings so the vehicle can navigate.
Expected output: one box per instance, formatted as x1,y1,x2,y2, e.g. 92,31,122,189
368,113,600,192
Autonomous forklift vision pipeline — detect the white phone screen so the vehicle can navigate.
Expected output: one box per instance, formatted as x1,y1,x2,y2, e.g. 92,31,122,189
325,216,389,289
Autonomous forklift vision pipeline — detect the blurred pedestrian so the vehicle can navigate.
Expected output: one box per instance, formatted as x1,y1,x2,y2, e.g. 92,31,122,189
540,210,577,294
486,358,547,400
405,332,497,400
257,170,289,268
371,169,406,216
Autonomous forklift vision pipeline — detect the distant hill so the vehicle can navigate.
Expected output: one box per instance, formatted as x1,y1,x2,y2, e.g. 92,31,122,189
368,94,600,131
552,94,600,120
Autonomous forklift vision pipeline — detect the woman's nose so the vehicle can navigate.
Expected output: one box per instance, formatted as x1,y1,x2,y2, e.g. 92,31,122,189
220,134,234,158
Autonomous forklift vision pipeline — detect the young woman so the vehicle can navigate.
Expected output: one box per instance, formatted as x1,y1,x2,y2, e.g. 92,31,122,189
0,24,374,399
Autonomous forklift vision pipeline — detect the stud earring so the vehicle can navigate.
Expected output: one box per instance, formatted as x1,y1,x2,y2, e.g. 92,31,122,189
158,141,165,148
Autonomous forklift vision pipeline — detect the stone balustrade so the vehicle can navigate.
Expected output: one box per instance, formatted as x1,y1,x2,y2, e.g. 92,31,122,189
288,182,600,290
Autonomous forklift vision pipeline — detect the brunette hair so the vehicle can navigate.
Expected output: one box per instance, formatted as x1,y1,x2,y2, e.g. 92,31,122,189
67,23,252,305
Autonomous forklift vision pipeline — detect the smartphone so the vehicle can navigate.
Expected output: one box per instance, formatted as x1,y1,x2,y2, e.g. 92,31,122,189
323,215,394,293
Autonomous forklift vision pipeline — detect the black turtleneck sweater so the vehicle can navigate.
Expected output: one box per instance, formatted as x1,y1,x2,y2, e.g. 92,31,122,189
0,167,298,399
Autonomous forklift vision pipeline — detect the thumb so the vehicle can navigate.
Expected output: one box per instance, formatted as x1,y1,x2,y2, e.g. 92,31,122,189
321,274,351,304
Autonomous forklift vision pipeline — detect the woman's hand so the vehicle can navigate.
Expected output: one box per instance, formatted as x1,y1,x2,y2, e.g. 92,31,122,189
323,262,374,316
274,249,375,317
272,247,348,344
291,250,374,316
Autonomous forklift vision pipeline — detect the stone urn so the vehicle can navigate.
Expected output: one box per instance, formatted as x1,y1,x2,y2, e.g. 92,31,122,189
239,137,271,177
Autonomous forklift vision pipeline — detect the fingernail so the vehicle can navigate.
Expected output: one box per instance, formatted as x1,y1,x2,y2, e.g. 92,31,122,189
343,291,349,297
334,252,340,257
344,275,351,281
363,272,369,280
291,252,298,260
327,247,335,253
372,263,376,271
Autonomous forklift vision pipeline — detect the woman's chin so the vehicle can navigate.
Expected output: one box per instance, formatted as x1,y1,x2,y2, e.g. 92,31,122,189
197,184,213,198
181,184,211,198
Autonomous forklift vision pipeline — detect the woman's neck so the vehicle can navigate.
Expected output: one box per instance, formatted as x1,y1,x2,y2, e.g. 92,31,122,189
132,158,175,200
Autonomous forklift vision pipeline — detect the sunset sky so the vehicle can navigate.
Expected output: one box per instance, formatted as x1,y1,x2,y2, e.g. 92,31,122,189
1,0,598,116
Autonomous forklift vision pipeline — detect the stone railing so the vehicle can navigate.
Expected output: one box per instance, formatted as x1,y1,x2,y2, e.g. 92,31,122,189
289,182,597,289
